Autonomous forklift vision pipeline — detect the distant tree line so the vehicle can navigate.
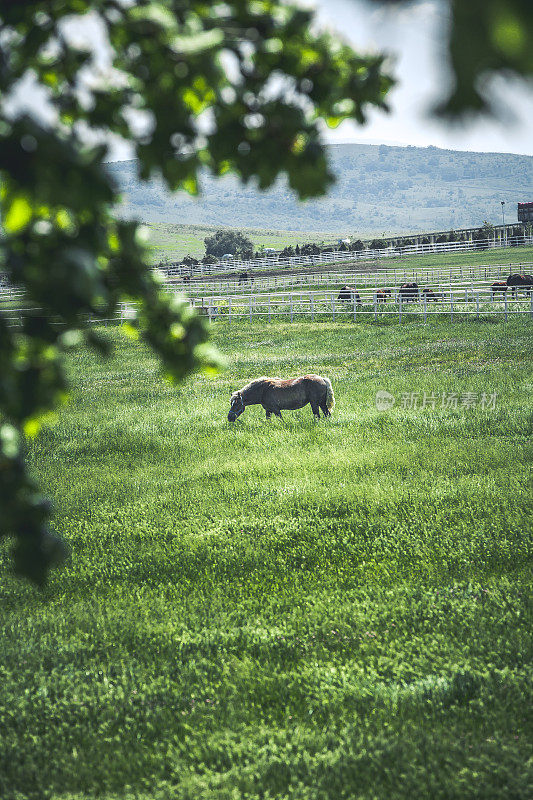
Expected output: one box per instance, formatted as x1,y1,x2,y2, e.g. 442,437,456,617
169,222,533,272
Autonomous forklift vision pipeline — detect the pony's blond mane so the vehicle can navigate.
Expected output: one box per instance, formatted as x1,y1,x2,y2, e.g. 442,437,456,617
235,377,280,398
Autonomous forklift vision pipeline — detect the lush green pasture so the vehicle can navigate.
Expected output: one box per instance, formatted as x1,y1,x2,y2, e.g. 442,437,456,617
1,320,532,799
374,244,533,275
191,244,533,282
146,222,335,263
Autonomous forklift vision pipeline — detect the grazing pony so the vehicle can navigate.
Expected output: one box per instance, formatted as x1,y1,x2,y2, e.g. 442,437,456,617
506,274,533,297
228,375,335,421
238,271,254,286
421,288,442,302
490,281,508,299
337,285,361,305
376,288,392,303
398,282,419,302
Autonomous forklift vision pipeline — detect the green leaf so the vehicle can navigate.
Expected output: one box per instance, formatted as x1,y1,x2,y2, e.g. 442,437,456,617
182,175,199,195
129,3,177,31
0,424,21,459
4,195,32,232
169,29,224,56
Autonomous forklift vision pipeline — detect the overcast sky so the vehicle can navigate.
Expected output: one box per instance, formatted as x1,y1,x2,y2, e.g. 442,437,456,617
8,0,533,159
315,0,533,156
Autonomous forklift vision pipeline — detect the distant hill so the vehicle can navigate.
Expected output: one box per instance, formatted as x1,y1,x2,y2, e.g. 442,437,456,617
107,143,533,237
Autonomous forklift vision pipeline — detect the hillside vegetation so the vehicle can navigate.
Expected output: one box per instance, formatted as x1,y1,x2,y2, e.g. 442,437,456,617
108,142,533,236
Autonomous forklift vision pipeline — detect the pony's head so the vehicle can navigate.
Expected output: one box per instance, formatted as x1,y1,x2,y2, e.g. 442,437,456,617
228,391,245,422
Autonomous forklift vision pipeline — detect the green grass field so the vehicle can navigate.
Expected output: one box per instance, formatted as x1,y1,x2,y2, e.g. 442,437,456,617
1,319,532,799
146,222,337,263
370,245,533,275
145,219,533,273
187,244,533,283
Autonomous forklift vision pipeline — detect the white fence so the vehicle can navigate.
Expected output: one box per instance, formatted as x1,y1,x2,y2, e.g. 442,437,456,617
2,264,532,327
187,288,533,324
168,261,533,297
161,235,533,277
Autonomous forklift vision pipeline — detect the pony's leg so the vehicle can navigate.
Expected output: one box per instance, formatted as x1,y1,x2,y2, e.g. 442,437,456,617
274,409,283,419
320,401,330,417
310,401,320,420
262,403,273,420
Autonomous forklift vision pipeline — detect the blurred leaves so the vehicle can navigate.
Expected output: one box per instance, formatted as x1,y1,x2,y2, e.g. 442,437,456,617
441,0,533,116
0,1,392,585
368,0,533,116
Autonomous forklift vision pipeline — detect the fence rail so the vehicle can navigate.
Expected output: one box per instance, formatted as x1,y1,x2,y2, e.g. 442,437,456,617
2,295,531,327
2,262,532,303
160,235,533,277
184,289,533,323
170,261,533,298
2,266,532,327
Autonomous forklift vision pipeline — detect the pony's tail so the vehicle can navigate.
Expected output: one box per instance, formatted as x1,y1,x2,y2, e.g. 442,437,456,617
324,378,335,413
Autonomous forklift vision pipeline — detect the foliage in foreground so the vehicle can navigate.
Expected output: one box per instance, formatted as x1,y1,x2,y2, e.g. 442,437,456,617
1,320,531,798
0,0,392,583
371,0,533,117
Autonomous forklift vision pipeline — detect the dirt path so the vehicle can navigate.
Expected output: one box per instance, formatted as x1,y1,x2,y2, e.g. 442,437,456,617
182,257,386,284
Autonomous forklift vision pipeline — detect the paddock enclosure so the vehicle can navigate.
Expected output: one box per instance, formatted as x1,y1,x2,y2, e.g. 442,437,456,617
3,258,533,327
160,234,533,277
182,260,533,323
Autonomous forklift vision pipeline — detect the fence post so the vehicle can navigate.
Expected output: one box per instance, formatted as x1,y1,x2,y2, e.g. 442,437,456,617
476,293,479,319
399,295,402,323
530,294,533,319
268,296,271,323
353,294,357,322
450,290,453,321
332,293,335,322
311,293,314,321
423,293,427,323
504,292,508,322
249,294,253,322
290,294,293,322
374,293,377,321
228,296,231,323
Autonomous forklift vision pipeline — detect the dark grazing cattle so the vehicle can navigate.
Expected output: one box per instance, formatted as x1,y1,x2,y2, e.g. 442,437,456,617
337,285,361,305
376,289,392,303
421,288,442,302
398,282,419,302
490,281,508,298
506,274,533,297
